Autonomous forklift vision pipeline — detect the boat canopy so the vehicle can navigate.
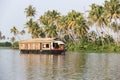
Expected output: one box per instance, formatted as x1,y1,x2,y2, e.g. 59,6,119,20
19,38,55,43
54,41,64,45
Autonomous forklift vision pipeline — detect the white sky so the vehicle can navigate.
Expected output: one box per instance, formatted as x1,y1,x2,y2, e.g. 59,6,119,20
0,0,105,40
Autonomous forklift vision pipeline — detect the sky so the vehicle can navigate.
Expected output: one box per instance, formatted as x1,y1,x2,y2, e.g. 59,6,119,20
0,0,105,41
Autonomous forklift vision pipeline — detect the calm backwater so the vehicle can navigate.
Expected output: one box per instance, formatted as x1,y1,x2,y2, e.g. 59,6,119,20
0,48,120,80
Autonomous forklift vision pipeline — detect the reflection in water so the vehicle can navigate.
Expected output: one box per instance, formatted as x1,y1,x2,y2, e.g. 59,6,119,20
20,53,86,80
21,54,67,80
0,49,120,80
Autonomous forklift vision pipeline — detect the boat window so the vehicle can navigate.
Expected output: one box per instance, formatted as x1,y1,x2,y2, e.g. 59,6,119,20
53,43,59,48
43,43,49,48
46,44,49,48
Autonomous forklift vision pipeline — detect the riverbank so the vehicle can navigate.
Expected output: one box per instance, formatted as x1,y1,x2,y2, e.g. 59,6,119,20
1,41,120,53
66,42,120,53
0,42,12,47
0,41,19,49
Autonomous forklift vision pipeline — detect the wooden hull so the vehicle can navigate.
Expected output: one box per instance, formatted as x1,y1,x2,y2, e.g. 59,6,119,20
20,50,66,54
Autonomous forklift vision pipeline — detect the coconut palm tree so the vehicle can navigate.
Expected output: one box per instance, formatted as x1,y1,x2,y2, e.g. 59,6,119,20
88,4,108,34
57,16,68,40
74,15,89,38
46,10,60,22
25,18,34,34
10,26,21,40
65,10,89,43
24,5,36,18
0,31,6,40
67,10,81,29
24,5,37,38
104,0,120,43
104,0,120,21
39,16,50,38
2,36,5,40
37,27,45,38
62,10,80,42
31,22,40,38
38,10,60,38
10,37,15,45
10,26,19,36
48,10,63,38
20,30,25,35
45,23,57,38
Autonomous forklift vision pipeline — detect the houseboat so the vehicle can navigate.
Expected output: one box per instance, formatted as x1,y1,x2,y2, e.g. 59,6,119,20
19,38,66,54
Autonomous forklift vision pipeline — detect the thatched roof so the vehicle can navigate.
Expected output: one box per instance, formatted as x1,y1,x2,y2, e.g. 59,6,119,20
19,38,55,43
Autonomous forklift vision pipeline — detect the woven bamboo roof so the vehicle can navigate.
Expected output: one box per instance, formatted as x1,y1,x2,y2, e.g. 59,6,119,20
19,38,55,43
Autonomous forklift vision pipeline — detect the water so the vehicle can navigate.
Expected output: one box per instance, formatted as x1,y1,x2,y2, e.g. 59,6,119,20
0,49,120,80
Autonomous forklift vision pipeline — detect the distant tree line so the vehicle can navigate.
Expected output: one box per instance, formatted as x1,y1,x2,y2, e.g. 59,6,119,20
0,41,19,49
0,42,12,47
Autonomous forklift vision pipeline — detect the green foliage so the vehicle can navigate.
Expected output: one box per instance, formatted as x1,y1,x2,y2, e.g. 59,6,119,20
0,42,12,47
8,0,120,53
0,41,19,49
0,31,5,40
12,41,19,49
66,35,120,53
25,5,36,17
23,0,120,45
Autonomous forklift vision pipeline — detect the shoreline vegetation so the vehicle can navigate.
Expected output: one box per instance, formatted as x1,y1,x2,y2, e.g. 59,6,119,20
1,0,120,53
66,42,120,53
1,41,120,53
0,42,18,49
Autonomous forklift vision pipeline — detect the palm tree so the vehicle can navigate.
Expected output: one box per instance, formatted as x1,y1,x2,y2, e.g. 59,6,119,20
48,10,62,38
45,23,57,38
31,22,40,38
24,5,37,38
38,27,45,38
2,36,5,40
62,10,80,42
10,26,19,36
0,31,6,40
67,10,81,28
65,10,89,43
74,15,89,38
88,4,108,34
38,10,60,38
104,0,120,21
46,10,60,22
57,16,68,41
24,5,36,18
10,26,21,40
20,30,25,35
25,18,34,34
104,0,120,43
10,37,15,44
26,19,43,38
